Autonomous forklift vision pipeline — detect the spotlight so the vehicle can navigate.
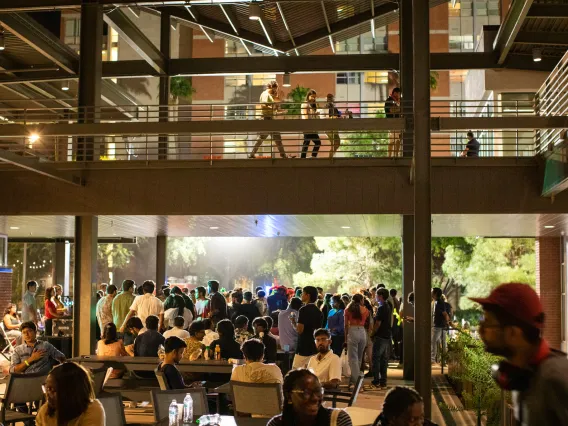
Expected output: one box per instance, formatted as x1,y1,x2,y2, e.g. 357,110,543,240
61,80,70,91
283,72,291,87
533,48,542,62
28,134,39,144
249,3,261,20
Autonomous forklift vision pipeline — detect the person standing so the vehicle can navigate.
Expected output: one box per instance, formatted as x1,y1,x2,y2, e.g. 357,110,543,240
367,288,392,390
112,279,136,329
389,289,402,361
320,293,332,328
232,291,261,330
255,289,268,316
461,131,480,157
195,286,210,319
249,80,290,159
301,90,322,158
385,88,401,157
96,284,117,337
208,280,228,321
22,280,38,324
326,295,345,356
431,287,450,364
120,280,164,333
291,286,322,368
268,286,289,314
471,283,568,426
278,297,302,352
344,294,370,387
44,287,65,337
326,93,342,158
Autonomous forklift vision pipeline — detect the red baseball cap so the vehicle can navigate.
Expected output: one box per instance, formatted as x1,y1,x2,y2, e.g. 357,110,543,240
469,283,544,329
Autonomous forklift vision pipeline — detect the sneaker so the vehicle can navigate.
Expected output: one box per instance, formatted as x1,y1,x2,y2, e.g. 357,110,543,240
364,383,381,391
248,154,256,159
364,371,374,378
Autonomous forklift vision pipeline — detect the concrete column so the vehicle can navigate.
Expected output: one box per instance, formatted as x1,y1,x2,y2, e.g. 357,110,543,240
73,216,98,356
77,3,103,162
158,10,171,160
55,241,71,296
156,235,167,290
536,237,562,349
402,215,415,381
413,0,432,416
400,0,414,158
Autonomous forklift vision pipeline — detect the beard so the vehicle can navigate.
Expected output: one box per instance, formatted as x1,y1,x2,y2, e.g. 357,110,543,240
317,345,328,353
483,341,513,358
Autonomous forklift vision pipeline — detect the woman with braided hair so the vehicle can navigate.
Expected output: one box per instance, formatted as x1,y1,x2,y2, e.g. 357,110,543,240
372,386,437,426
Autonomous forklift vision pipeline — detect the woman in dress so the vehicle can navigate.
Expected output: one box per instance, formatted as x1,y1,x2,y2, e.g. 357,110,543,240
267,369,352,426
301,89,321,158
44,287,65,336
3,303,22,344
36,362,104,426
96,323,127,378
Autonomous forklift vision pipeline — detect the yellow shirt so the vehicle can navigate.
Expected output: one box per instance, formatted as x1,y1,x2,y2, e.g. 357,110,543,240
36,400,105,426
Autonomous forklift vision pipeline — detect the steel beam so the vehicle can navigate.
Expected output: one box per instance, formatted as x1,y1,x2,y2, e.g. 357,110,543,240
527,3,568,18
493,0,534,65
515,31,568,46
438,116,568,130
158,9,170,160
402,214,415,381
0,13,79,74
0,148,83,186
400,0,413,158
104,8,166,74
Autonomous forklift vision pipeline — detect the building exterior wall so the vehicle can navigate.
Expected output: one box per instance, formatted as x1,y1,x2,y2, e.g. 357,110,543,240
536,237,562,350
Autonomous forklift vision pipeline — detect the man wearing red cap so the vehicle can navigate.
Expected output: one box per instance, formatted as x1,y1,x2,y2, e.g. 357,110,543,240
471,283,568,426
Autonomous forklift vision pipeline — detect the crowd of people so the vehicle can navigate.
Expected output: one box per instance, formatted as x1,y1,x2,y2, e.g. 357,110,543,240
6,278,568,426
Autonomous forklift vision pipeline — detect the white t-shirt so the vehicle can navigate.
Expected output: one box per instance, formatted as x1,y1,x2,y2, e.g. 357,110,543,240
307,351,342,384
129,293,164,325
231,362,283,384
164,307,193,329
163,327,190,340
202,330,219,348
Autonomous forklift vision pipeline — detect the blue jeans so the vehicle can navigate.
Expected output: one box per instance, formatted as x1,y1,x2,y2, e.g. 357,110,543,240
431,327,446,362
372,337,390,386
347,326,367,385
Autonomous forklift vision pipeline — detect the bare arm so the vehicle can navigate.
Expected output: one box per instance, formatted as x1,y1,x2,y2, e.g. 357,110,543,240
120,310,135,333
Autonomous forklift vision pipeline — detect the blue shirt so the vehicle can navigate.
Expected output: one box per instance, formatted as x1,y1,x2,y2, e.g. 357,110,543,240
134,329,165,357
277,308,298,351
326,309,344,336
10,340,65,375
267,293,288,314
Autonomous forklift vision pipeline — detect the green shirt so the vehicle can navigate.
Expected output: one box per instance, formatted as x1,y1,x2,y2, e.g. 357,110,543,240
112,291,136,327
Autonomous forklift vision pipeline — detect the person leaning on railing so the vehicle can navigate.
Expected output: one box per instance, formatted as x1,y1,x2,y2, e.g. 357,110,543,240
385,88,401,158
326,94,342,158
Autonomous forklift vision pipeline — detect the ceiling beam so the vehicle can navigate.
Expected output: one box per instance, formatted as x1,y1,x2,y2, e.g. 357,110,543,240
219,4,239,36
0,13,79,74
515,31,568,46
276,2,297,55
527,3,568,18
103,8,166,74
0,148,83,186
493,0,534,65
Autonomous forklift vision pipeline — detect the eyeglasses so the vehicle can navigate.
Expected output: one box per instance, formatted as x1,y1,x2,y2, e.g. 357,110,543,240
290,388,324,400
42,384,56,395
479,320,502,330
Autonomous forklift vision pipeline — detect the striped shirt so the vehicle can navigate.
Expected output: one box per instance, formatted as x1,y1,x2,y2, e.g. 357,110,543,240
267,407,352,426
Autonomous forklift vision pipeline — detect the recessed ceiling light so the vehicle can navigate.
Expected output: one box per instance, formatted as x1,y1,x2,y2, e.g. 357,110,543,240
210,226,219,230
9,226,19,230
544,225,555,229
341,226,351,229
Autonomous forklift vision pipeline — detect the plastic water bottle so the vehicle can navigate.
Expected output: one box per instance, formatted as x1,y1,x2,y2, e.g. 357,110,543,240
168,399,178,426
183,393,193,423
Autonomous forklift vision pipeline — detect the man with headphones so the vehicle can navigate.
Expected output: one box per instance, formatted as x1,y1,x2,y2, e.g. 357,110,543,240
471,283,568,426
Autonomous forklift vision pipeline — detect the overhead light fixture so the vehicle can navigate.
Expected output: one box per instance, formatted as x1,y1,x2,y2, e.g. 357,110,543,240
329,35,335,53
9,226,19,230
283,72,291,87
61,80,70,91
209,226,219,230
533,48,542,62
28,133,39,144
0,28,4,51
341,226,351,229
544,225,555,229
249,3,261,20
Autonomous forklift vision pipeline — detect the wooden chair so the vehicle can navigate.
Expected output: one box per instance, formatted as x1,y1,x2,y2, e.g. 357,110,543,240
323,374,364,408
150,388,209,422
229,381,283,418
154,366,170,390
98,394,126,426
0,372,47,425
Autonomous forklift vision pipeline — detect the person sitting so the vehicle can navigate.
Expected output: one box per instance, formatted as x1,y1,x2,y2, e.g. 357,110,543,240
164,294,193,330
231,339,283,384
372,386,437,426
3,303,22,344
158,336,189,389
124,316,144,355
96,323,127,378
201,318,219,348
183,321,206,361
36,362,104,426
164,316,190,339
134,315,165,357
267,369,352,426
209,319,243,360
264,315,280,348
234,315,252,344
307,329,341,389
10,321,65,375
252,317,277,364
270,311,280,336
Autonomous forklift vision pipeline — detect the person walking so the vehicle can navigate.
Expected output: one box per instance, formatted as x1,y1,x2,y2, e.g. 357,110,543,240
431,287,450,365
367,288,392,390
249,80,291,159
326,93,342,158
326,295,345,356
301,90,321,158
344,294,370,388
385,88,401,157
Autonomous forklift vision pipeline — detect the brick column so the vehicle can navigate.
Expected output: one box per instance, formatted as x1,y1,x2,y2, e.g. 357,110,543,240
0,269,13,310
535,237,562,349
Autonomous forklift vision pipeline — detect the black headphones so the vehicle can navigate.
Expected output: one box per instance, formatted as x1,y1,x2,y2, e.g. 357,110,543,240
491,361,535,392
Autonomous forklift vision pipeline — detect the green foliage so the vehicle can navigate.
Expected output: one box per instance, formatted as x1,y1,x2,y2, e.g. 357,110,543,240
342,112,389,157
444,330,503,426
97,243,133,283
169,76,196,102
167,238,207,275
8,243,55,302
281,85,309,117
430,71,440,90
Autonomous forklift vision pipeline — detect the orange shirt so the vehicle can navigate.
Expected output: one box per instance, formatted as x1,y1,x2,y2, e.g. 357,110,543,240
344,306,369,326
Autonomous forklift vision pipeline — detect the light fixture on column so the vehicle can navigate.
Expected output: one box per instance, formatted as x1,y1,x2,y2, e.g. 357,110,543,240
533,48,542,62
283,72,291,87
0,27,5,51
61,80,70,91
249,3,261,20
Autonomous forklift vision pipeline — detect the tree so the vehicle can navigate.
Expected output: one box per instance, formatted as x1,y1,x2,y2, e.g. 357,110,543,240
167,238,207,277
8,243,55,303
281,85,309,117
97,244,134,284
341,112,389,157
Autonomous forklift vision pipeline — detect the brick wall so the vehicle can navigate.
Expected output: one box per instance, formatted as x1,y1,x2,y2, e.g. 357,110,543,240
0,271,13,312
535,237,562,349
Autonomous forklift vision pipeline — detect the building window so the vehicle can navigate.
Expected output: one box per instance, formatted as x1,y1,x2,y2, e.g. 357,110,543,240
364,71,388,85
225,40,248,57
252,74,277,86
335,37,360,54
337,72,361,85
64,18,81,46
225,75,247,87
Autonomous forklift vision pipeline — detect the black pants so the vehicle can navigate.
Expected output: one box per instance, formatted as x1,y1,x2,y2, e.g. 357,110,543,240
331,334,345,356
301,133,321,158
45,319,53,336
